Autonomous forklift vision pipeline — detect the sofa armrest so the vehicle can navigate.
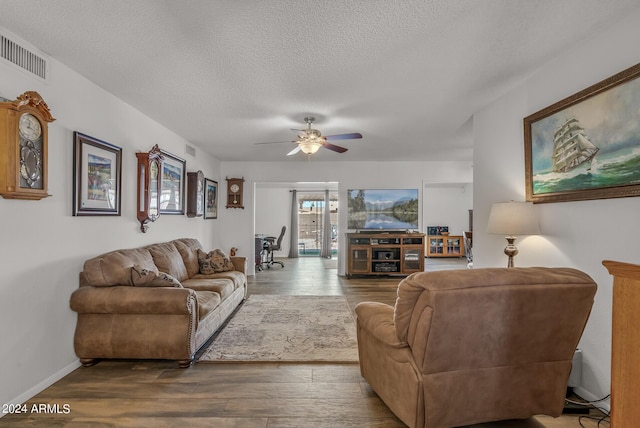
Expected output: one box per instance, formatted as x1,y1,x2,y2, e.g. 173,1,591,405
230,256,247,274
70,285,196,315
355,302,407,349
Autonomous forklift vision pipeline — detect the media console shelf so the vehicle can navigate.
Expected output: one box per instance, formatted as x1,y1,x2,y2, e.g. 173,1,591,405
427,235,465,258
346,232,425,277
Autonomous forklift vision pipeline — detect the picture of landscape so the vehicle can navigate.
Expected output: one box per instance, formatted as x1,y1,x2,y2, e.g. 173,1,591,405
347,189,419,230
86,153,112,203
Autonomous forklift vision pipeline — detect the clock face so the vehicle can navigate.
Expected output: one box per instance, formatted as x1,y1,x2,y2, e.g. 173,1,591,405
230,184,240,193
19,113,42,141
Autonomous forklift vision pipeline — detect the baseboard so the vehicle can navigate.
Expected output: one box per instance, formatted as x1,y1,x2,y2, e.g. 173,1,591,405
0,359,81,419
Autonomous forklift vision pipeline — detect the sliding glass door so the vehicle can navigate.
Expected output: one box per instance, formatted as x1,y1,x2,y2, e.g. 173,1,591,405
297,191,338,257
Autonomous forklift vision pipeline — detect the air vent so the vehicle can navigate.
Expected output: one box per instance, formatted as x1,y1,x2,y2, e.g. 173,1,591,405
0,29,49,82
185,144,196,157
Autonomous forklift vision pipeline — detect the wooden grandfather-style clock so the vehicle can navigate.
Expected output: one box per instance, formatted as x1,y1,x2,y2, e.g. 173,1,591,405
225,177,244,209
0,91,55,200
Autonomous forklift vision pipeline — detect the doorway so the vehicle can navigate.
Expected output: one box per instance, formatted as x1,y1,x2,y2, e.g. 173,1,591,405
254,182,339,263
296,191,338,257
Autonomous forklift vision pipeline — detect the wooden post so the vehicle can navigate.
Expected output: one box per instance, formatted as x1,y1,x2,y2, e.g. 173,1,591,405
602,260,640,427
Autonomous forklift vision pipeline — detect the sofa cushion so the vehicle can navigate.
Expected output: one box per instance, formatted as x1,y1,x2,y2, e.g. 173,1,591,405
83,248,157,287
197,249,234,274
172,238,204,278
195,290,222,321
147,242,189,282
182,278,235,299
191,270,246,290
131,265,183,288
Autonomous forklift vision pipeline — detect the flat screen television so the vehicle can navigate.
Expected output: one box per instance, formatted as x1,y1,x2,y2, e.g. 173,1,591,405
347,189,419,230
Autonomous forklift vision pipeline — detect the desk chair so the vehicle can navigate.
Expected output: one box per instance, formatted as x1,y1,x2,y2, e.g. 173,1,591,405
263,226,286,268
463,231,473,269
255,237,264,271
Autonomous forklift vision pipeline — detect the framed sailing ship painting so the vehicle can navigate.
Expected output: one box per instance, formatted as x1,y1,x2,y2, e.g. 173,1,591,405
524,62,640,203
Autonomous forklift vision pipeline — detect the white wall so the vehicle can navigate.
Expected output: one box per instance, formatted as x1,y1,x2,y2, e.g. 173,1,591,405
423,183,473,235
0,45,222,407
255,186,292,256
472,7,640,409
219,161,473,275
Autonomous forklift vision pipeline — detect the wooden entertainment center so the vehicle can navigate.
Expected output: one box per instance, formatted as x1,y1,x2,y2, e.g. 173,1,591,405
346,232,425,277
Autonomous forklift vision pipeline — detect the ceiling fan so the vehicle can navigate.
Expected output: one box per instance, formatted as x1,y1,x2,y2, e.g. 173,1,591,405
257,116,363,156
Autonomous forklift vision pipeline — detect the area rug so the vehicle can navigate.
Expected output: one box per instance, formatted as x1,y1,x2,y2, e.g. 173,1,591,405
198,295,359,363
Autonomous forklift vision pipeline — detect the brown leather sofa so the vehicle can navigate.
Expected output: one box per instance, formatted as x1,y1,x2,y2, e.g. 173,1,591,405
355,267,597,428
70,238,246,368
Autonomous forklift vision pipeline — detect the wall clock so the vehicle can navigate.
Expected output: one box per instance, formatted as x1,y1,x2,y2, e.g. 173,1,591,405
0,91,55,200
225,177,244,209
187,170,204,217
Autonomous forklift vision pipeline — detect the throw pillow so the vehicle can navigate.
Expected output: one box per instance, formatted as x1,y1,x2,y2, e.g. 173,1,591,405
197,249,234,274
131,265,183,287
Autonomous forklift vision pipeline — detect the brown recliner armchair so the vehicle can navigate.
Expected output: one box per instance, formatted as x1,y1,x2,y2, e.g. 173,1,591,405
355,267,597,428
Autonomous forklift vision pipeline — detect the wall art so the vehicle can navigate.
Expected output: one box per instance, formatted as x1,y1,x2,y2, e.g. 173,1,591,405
159,150,186,214
204,178,218,219
524,63,640,203
73,132,122,215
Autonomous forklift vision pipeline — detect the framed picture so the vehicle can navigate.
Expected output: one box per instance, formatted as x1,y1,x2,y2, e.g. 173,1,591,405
160,150,186,214
73,132,122,216
187,170,204,217
204,178,218,219
524,62,640,204
427,226,448,236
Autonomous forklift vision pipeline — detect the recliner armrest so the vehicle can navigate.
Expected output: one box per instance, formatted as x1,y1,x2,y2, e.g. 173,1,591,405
70,285,196,315
355,302,407,349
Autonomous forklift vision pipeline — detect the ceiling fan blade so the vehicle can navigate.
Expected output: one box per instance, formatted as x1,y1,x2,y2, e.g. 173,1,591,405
323,132,363,141
287,146,302,156
255,140,295,145
322,142,348,153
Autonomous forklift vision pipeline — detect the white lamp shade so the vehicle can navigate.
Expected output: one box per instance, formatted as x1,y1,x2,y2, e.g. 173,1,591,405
487,201,540,236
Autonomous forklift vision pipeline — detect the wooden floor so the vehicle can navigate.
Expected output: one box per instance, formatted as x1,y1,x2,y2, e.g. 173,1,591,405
1,257,608,427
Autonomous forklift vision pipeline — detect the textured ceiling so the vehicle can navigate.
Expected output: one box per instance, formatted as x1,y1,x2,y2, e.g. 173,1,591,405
1,0,638,162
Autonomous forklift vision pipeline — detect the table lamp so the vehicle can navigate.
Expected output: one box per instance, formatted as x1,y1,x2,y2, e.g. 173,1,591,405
487,201,540,267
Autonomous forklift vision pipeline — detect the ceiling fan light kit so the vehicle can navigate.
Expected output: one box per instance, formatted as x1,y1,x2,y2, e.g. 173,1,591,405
298,138,323,155
256,116,362,157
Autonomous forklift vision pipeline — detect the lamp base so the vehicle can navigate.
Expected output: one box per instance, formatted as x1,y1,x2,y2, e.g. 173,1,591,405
504,237,519,268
